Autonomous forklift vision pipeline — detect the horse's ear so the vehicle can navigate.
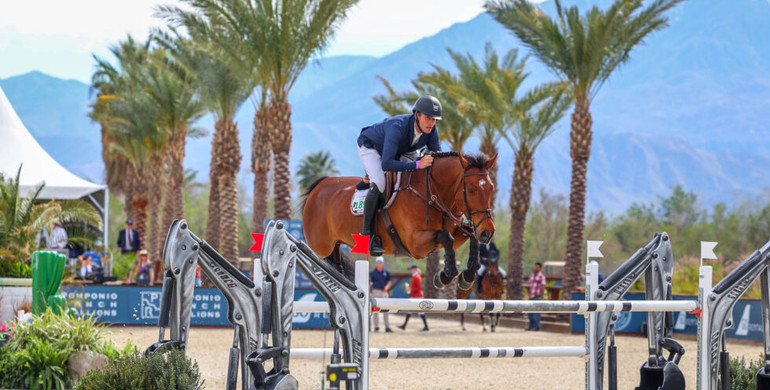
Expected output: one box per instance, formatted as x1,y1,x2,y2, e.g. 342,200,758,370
485,154,498,171
459,155,470,169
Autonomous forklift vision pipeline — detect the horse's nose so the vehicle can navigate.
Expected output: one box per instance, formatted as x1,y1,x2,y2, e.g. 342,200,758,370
479,230,492,244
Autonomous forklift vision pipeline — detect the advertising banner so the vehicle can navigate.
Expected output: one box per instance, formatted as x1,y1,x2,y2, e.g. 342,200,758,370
62,285,330,328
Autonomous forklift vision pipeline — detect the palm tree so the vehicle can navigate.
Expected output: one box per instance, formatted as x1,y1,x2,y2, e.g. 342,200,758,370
160,0,359,220
0,166,101,267
90,37,152,227
486,0,683,299
446,44,528,211
141,49,205,244
296,151,340,194
108,86,168,268
251,92,271,235
501,84,571,299
154,30,255,263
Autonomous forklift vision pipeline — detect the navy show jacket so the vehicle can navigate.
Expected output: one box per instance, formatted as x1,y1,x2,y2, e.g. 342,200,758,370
357,114,441,172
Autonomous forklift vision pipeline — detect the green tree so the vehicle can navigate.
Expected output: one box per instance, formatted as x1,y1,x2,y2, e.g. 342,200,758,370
486,0,684,298
154,29,255,263
501,84,571,299
163,0,359,220
0,166,101,268
296,151,340,194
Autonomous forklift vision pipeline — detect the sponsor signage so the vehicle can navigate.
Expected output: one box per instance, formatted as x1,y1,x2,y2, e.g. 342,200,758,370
570,293,765,343
62,285,330,328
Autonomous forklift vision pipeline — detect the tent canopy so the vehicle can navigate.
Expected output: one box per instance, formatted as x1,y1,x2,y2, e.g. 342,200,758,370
0,85,109,247
0,85,106,199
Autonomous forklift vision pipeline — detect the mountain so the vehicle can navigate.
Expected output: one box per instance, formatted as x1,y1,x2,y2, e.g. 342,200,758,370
3,0,770,215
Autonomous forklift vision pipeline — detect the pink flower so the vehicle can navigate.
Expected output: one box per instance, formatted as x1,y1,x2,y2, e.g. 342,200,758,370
1,324,5,332
9,324,14,327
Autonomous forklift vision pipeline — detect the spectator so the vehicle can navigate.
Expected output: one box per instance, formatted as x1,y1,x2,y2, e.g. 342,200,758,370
369,256,393,333
195,265,202,287
126,249,154,286
77,253,93,279
397,264,429,331
37,221,68,250
527,262,547,331
117,219,140,254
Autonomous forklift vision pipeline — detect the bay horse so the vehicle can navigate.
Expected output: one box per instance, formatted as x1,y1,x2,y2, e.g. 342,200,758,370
302,152,496,289
459,257,505,332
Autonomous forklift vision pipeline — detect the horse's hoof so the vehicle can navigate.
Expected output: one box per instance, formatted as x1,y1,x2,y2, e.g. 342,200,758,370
491,327,496,333
483,328,487,332
458,271,474,291
433,273,447,289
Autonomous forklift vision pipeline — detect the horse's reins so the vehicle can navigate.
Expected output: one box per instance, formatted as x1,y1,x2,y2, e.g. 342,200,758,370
400,156,492,240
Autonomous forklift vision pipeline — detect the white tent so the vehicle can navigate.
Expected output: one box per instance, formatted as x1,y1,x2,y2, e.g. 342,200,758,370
0,85,109,245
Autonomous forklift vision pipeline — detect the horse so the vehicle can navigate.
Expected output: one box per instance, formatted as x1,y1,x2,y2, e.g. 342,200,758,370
458,257,505,332
302,151,496,289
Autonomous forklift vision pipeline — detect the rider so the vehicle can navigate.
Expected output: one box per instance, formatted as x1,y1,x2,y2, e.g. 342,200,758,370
357,95,443,256
476,240,505,294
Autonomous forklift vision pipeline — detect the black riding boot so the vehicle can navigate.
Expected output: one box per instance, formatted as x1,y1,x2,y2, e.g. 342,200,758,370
360,186,384,256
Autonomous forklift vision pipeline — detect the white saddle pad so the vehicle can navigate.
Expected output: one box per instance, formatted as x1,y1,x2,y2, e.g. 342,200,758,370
350,188,368,216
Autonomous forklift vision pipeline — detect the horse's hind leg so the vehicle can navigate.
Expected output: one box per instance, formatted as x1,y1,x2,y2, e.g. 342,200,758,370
460,314,466,331
432,230,458,289
480,313,487,332
327,243,355,282
458,239,480,290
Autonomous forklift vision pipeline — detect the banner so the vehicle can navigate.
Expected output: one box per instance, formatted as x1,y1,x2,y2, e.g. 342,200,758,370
61,285,330,328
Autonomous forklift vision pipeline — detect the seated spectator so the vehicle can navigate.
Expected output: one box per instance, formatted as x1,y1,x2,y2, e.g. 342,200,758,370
77,253,93,279
126,249,154,286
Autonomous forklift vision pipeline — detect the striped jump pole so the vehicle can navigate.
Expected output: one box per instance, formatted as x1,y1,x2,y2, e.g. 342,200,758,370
291,346,588,360
294,299,696,315
369,298,696,314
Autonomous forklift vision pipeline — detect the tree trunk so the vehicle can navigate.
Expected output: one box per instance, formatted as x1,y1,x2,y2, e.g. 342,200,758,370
206,125,222,250
562,102,593,300
507,150,534,301
162,126,187,237
479,143,499,212
269,100,293,220
424,252,440,299
252,107,271,234
217,119,242,265
147,154,165,282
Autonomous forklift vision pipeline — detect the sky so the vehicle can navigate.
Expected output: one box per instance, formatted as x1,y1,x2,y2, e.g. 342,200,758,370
0,0,488,83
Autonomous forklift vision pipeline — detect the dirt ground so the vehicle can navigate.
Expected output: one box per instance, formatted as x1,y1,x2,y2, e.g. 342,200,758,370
105,315,761,390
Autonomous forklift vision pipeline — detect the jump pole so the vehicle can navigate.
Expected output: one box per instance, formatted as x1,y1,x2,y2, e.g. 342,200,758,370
293,299,696,314
291,346,588,360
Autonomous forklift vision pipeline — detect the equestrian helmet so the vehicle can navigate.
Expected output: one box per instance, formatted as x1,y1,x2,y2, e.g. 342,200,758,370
412,95,442,120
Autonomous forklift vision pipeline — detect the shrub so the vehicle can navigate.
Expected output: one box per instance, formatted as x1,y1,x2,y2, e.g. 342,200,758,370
0,309,134,389
721,354,765,390
0,258,32,278
75,350,204,390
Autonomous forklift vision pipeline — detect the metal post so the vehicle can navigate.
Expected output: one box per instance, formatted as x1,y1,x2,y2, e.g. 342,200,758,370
697,266,712,390
354,260,369,390
586,261,599,390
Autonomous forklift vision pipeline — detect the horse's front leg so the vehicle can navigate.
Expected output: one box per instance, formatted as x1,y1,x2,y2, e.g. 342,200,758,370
432,230,457,289
458,239,480,290
480,313,487,332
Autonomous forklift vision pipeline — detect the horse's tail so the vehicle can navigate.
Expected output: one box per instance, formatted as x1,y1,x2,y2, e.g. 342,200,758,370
299,176,328,213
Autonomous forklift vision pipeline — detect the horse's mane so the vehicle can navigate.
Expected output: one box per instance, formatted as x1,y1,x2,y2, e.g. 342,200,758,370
429,151,490,170
299,176,327,213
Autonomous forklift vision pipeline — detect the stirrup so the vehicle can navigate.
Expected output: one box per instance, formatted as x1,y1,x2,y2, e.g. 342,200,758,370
369,235,384,257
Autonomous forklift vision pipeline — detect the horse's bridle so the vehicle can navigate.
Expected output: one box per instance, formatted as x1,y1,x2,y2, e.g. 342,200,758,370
400,162,493,240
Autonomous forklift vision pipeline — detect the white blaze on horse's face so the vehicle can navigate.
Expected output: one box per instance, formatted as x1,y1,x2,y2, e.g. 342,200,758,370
479,179,487,189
